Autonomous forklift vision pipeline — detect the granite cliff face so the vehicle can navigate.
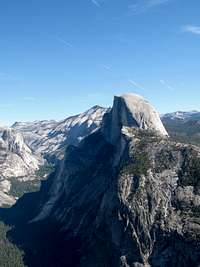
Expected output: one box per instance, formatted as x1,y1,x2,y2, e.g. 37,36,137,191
102,93,168,145
33,93,168,221
1,128,41,176
1,94,200,267
0,128,43,206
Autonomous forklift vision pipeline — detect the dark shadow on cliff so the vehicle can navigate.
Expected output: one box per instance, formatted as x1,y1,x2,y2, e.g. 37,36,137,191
0,131,117,267
0,169,82,267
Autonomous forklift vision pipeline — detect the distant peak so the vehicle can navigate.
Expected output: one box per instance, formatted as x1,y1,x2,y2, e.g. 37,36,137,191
82,105,108,117
86,105,107,112
91,105,104,109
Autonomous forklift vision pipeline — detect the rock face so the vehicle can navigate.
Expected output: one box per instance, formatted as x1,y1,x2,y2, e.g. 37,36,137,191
117,94,168,135
0,179,15,207
2,94,200,267
0,128,43,206
12,120,58,153
103,93,168,144
12,105,108,162
34,93,168,220
0,128,41,178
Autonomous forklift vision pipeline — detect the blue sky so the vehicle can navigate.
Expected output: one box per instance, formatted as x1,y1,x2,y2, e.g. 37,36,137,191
0,0,200,124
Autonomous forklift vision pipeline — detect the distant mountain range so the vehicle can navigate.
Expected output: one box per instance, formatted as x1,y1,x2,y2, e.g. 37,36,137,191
12,105,108,162
162,110,200,146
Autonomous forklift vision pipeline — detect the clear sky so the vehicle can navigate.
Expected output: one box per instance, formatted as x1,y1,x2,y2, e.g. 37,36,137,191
0,0,200,125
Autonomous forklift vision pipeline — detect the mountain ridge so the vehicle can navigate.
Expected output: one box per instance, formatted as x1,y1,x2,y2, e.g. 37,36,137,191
12,105,108,162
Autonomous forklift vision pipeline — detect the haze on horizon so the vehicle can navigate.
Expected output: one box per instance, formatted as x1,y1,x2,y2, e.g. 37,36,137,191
0,0,199,125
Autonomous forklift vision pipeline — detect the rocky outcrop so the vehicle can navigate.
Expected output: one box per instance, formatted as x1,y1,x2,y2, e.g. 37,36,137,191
0,128,43,206
0,128,42,178
0,179,15,206
102,93,168,144
117,94,168,135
